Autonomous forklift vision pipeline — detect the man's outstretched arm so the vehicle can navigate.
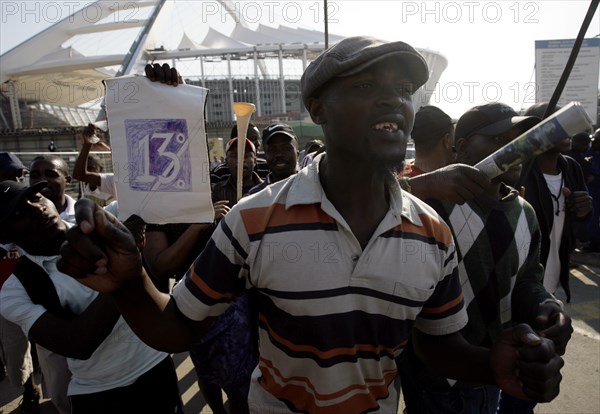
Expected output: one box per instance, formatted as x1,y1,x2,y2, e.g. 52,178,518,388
57,199,213,353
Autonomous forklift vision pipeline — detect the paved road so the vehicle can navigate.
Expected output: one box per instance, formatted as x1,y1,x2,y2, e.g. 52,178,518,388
2,252,598,413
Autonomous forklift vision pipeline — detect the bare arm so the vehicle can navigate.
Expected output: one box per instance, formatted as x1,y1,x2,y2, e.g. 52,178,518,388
28,293,120,360
408,164,491,204
111,270,215,352
413,324,564,402
143,200,230,282
57,200,211,352
413,329,493,384
73,126,101,187
143,224,212,282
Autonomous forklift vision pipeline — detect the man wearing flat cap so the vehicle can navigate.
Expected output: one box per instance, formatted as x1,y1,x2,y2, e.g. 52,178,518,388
58,37,564,414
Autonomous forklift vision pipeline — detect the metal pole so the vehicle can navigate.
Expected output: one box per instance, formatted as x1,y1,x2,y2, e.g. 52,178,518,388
279,46,286,116
324,0,329,49
254,48,262,117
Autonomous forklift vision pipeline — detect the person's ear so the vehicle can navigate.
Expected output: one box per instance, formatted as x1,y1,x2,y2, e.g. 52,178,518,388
454,137,468,160
443,133,454,150
65,174,72,184
306,96,326,125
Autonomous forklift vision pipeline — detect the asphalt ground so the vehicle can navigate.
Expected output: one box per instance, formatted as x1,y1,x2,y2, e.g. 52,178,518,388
1,251,598,414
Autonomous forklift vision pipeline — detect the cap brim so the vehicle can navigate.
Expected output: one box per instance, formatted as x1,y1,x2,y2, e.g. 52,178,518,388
264,131,297,145
338,51,429,90
0,181,47,225
475,116,540,136
26,181,48,197
0,163,26,175
226,139,256,153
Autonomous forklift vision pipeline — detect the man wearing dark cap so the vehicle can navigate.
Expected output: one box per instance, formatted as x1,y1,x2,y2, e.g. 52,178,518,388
404,105,456,176
248,123,299,194
211,137,263,207
0,152,27,182
58,38,563,414
0,152,40,414
399,102,572,414
0,181,183,414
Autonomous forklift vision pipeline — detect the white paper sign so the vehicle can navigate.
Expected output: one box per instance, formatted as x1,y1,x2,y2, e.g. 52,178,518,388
104,75,214,224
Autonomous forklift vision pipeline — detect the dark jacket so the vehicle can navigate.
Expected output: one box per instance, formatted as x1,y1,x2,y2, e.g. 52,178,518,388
520,154,591,302
211,172,263,207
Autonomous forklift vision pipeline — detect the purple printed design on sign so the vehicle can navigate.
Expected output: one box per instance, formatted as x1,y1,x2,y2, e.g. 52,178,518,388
124,119,192,192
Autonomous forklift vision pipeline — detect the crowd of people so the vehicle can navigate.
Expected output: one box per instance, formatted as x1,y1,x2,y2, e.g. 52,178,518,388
0,35,598,414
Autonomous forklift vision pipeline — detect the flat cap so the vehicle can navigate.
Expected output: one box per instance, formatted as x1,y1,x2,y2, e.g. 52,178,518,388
301,36,429,108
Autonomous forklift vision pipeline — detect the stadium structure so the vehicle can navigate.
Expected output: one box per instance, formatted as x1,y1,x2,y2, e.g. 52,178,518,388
0,0,449,134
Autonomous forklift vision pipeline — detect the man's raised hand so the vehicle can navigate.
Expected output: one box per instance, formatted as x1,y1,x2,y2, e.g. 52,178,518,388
57,199,143,293
144,63,183,86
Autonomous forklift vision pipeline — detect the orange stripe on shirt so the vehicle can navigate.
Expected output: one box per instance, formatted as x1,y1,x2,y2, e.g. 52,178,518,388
422,293,464,314
394,213,453,247
189,269,236,301
240,203,335,236
259,314,401,359
259,357,397,413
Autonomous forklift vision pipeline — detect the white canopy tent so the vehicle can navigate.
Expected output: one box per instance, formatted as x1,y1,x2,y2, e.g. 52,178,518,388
0,0,448,128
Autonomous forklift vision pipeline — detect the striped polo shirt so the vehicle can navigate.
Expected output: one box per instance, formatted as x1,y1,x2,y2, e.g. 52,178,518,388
173,155,467,414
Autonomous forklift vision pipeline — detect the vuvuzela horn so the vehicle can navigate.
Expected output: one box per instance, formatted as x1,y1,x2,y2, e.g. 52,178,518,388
232,102,256,202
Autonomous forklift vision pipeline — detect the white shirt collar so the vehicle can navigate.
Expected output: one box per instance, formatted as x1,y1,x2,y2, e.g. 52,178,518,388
285,153,423,227
59,194,77,224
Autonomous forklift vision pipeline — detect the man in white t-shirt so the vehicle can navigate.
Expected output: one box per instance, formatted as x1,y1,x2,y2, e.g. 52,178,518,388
0,180,182,414
499,103,593,414
29,155,77,224
519,103,592,300
0,153,39,413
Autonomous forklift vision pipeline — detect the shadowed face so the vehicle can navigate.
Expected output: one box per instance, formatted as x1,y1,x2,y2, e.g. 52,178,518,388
264,134,298,181
226,147,256,181
0,169,25,183
0,191,65,253
29,158,71,211
310,56,415,170
457,126,527,184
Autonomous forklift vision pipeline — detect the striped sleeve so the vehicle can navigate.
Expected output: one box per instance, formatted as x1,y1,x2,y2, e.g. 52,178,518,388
173,208,251,321
413,213,467,336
